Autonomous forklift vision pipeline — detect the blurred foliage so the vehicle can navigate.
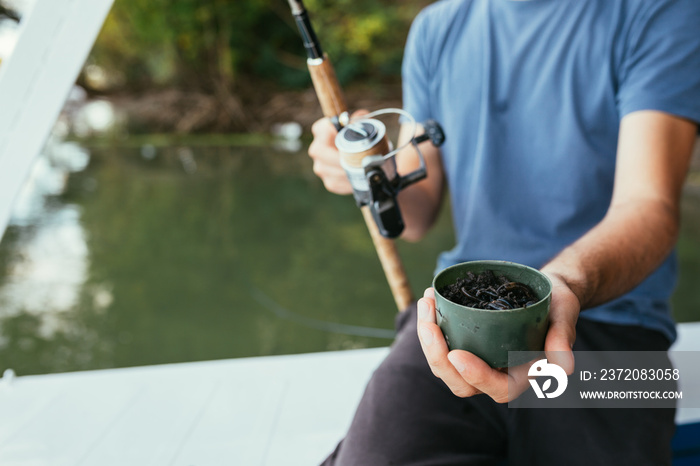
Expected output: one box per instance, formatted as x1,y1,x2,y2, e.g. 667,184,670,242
88,0,431,92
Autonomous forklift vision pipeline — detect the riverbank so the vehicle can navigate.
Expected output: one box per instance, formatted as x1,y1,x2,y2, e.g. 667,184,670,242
94,84,403,136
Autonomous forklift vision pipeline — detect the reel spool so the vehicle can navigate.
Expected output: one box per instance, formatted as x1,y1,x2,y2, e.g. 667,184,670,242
335,109,445,238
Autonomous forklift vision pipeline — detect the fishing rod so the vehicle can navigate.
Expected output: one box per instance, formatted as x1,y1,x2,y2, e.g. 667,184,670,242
287,0,444,311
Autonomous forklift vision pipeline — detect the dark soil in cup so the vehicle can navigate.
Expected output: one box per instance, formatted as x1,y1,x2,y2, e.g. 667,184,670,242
438,270,539,310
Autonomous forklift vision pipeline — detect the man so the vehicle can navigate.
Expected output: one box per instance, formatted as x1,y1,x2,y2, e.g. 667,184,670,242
309,0,700,464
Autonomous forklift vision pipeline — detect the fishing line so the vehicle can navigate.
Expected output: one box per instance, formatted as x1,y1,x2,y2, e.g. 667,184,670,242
350,108,417,163
248,285,396,339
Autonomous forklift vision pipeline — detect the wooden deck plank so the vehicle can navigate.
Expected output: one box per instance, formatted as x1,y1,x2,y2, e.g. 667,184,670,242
0,375,141,466
0,349,388,465
0,323,698,465
260,349,382,466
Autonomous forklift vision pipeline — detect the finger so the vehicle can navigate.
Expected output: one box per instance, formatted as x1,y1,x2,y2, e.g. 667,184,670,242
312,170,352,194
350,109,370,120
417,296,436,324
311,117,338,143
308,138,341,163
418,322,482,397
322,178,353,195
503,359,538,400
544,284,579,375
423,287,435,300
312,160,346,179
417,298,480,398
447,350,516,401
448,350,539,403
544,319,576,375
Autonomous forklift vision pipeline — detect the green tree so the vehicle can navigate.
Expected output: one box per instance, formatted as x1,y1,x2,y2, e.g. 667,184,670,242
86,0,431,131
90,1,430,90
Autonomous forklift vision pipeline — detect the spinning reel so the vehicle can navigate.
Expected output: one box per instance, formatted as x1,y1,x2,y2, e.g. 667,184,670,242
335,109,445,238
288,0,445,309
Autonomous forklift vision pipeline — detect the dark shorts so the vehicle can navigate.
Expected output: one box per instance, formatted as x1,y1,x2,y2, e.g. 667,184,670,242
322,304,676,466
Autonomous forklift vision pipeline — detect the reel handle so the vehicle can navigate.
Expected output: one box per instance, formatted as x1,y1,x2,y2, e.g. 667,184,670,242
396,119,444,191
412,119,445,147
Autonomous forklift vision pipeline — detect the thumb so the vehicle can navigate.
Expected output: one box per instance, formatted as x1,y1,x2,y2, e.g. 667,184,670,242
545,319,576,375
544,280,579,375
350,109,370,120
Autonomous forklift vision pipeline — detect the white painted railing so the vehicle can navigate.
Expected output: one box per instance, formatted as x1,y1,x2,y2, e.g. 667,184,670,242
0,0,113,241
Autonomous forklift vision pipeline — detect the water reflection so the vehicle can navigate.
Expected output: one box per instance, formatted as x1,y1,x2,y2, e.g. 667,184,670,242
0,139,453,376
0,134,114,373
0,138,698,376
1,137,91,330
0,205,88,325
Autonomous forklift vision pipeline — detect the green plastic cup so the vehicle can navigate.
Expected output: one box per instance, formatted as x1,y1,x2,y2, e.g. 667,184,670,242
432,260,552,368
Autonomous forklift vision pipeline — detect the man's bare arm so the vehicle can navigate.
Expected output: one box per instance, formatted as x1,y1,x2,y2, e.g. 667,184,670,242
416,110,697,402
395,123,445,242
542,110,697,309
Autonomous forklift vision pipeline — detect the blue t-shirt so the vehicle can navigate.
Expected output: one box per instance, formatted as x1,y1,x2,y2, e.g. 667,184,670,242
402,0,700,341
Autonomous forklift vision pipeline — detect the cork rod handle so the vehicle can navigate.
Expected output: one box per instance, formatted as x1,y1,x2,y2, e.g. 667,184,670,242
308,55,414,312
307,55,348,120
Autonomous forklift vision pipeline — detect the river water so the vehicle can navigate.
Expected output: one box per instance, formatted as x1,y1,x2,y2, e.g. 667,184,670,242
0,140,698,375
